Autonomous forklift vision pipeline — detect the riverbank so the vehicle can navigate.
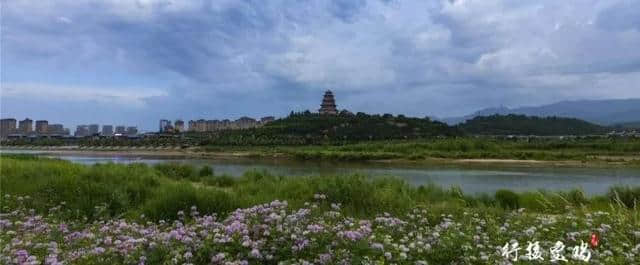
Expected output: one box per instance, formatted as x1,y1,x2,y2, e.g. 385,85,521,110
3,145,640,168
1,156,639,264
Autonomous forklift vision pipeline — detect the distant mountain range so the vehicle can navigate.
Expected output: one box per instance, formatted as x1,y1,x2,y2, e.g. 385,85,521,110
442,99,640,126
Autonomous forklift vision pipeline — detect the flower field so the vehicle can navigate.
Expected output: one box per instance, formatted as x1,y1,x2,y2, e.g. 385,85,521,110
2,193,639,265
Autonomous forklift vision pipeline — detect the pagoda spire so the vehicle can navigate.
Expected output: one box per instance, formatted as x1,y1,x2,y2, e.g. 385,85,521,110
319,90,338,115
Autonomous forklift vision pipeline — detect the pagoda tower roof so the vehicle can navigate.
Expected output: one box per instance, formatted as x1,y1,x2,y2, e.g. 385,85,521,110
319,90,338,115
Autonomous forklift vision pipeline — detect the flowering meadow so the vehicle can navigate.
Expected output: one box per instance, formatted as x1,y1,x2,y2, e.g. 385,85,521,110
2,192,640,265
1,155,639,264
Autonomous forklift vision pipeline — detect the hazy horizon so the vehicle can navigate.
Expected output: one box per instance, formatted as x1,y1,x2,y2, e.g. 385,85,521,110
2,0,640,130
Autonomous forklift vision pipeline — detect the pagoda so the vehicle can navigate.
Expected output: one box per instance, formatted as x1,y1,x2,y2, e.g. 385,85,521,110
319,90,338,115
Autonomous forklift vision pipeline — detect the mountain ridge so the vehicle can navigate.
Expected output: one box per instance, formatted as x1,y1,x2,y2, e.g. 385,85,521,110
443,98,640,125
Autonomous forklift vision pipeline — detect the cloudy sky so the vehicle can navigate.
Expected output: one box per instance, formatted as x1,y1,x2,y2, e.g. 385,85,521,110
2,0,640,131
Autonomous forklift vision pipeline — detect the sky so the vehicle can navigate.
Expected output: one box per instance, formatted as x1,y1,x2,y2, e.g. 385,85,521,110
2,0,640,131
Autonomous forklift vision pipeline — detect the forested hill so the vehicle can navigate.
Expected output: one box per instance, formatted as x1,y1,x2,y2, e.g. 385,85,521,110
195,111,460,145
458,114,609,136
261,111,461,140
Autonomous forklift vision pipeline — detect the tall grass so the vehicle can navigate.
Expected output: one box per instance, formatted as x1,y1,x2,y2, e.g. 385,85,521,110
1,156,638,222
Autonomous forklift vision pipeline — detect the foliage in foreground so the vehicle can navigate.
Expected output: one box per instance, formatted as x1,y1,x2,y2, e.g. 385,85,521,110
2,194,640,265
1,156,640,264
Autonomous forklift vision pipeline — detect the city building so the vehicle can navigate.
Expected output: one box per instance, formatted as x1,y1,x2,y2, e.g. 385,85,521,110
319,90,338,115
126,126,138,136
35,120,49,134
1,118,17,139
75,125,89,137
260,116,275,123
185,116,277,132
159,119,171,132
88,124,100,135
115,126,126,135
102,125,114,136
19,118,33,134
48,124,66,135
236,117,258,129
174,120,184,132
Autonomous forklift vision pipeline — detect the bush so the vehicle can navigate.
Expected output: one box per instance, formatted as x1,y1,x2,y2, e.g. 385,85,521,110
564,189,588,206
142,184,240,221
199,165,214,177
495,189,520,210
312,175,413,216
154,163,197,181
204,175,236,187
608,186,640,209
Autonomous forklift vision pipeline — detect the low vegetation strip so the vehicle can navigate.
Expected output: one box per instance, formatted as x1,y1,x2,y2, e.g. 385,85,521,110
1,156,639,264
206,138,640,163
5,133,640,164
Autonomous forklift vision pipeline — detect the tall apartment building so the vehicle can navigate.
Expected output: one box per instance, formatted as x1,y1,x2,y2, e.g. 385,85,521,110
102,125,114,136
1,118,17,139
126,126,138,136
75,125,89,137
115,126,126,135
174,120,185,132
159,119,171,132
18,118,33,134
35,120,49,134
48,124,66,135
88,124,100,135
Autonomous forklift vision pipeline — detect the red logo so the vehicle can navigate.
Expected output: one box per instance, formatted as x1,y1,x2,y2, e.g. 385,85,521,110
590,233,599,248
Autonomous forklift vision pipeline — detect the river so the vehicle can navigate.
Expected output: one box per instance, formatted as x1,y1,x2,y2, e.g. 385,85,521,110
4,150,640,195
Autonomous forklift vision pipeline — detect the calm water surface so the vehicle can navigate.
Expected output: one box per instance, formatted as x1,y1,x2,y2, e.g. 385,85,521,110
5,150,640,195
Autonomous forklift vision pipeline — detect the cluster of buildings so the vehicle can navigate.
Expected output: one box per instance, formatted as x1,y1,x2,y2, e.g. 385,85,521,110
157,90,337,133
159,117,276,133
608,130,640,137
0,118,139,140
1,118,70,139
73,124,138,137
3,90,340,139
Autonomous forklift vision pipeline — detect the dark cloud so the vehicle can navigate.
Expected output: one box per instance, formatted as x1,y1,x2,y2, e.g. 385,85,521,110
597,1,640,31
2,0,640,130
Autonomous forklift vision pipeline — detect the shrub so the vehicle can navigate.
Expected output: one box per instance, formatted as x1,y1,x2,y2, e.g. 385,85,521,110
564,189,588,206
154,163,197,181
311,175,413,216
608,186,640,209
199,165,214,177
204,175,236,187
495,189,520,210
142,184,240,221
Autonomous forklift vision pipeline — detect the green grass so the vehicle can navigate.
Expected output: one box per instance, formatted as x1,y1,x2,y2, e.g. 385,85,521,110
199,137,640,163
1,155,639,222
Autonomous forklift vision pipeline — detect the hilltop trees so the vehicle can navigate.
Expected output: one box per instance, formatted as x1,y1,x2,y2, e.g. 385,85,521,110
459,114,608,136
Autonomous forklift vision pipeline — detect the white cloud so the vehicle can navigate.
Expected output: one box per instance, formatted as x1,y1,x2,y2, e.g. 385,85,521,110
1,83,167,108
